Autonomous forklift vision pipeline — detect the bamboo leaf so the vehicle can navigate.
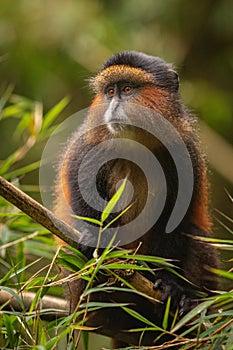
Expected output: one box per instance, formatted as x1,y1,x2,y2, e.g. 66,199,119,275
4,161,41,180
72,215,101,226
0,286,25,310
65,246,88,262
171,299,215,333
210,268,233,280
162,296,171,330
102,203,133,231
42,96,70,130
122,306,160,328
103,263,151,271
101,178,127,222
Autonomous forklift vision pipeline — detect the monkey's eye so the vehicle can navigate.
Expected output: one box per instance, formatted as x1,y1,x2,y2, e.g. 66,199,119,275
106,87,115,98
122,85,133,94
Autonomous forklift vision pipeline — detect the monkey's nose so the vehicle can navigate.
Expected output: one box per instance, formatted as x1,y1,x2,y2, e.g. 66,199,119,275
104,99,126,122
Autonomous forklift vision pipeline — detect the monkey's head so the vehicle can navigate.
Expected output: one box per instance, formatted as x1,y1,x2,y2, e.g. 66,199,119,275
57,52,197,246
86,51,183,141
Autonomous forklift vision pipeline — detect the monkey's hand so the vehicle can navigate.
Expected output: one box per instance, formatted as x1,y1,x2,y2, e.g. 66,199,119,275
153,272,198,317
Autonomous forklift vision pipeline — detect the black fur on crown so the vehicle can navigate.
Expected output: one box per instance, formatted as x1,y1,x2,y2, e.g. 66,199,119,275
102,51,179,93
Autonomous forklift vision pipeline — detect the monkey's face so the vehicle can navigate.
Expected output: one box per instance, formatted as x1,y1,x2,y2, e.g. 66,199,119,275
87,64,153,137
87,52,181,142
102,82,136,134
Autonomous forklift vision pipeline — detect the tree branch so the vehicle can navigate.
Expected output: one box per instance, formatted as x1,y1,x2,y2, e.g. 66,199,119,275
0,288,68,319
0,176,80,247
0,271,162,344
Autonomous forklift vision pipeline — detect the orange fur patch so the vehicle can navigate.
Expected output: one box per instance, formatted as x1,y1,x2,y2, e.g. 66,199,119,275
61,158,71,207
90,65,154,93
191,168,212,233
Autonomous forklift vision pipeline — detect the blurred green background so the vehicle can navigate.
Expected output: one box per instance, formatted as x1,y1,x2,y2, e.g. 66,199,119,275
0,1,232,348
0,1,232,239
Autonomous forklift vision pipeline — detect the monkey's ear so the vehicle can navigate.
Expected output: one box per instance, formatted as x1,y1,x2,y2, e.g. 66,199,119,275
168,68,179,93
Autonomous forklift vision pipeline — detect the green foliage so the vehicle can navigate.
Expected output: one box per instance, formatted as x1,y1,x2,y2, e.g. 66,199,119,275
0,93,68,348
57,242,233,349
0,205,233,349
0,94,232,349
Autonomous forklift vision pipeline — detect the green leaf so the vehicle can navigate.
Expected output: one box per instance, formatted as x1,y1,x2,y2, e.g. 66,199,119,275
225,324,233,350
0,286,25,310
124,254,176,268
0,149,21,175
127,326,164,333
199,319,227,338
103,249,132,259
0,84,14,115
82,285,160,304
171,299,215,333
57,258,79,272
38,325,47,346
85,233,118,288
103,262,151,271
26,276,46,289
210,268,233,280
122,307,160,328
42,96,70,130
1,105,23,119
101,178,127,222
29,286,46,313
0,212,24,218
46,327,72,350
3,314,16,347
59,250,86,270
80,302,129,309
72,215,102,226
102,203,133,231
170,308,179,330
8,258,42,281
4,161,41,180
82,330,89,350
162,296,171,330
65,246,88,262
0,268,14,284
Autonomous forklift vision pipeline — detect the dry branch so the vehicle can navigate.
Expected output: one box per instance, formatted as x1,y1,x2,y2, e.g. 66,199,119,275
0,176,80,246
0,288,68,319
